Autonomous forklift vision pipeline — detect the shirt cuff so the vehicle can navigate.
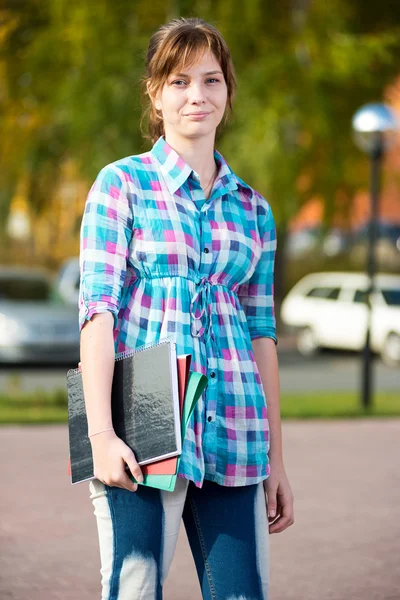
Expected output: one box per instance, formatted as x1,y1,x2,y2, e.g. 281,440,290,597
248,325,278,345
79,300,119,333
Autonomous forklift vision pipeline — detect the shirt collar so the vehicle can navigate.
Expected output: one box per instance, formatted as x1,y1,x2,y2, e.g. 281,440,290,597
151,136,247,196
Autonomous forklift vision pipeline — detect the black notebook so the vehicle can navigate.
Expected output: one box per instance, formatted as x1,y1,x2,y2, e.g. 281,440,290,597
66,336,181,484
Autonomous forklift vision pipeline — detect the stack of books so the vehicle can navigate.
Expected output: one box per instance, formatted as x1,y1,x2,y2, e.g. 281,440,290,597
66,336,208,492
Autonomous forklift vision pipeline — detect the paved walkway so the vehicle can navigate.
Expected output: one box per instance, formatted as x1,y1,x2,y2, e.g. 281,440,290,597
1,419,399,599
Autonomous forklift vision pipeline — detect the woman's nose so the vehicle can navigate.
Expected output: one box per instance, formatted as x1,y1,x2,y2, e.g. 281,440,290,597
187,83,206,104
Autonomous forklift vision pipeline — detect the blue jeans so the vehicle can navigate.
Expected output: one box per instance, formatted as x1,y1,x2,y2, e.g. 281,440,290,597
89,476,270,599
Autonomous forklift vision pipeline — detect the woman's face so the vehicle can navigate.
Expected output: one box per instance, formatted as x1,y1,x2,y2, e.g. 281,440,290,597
155,50,228,141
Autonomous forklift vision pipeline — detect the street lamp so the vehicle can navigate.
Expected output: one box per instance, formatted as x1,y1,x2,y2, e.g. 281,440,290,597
352,103,400,409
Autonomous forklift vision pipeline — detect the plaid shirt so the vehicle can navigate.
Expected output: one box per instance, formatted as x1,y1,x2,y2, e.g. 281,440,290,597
79,136,277,488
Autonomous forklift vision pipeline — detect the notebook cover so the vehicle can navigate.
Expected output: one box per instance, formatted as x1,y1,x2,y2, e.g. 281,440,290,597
67,353,192,478
142,354,192,476
131,370,208,492
67,337,181,484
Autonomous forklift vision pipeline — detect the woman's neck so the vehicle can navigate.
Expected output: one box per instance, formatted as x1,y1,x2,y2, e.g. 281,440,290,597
164,130,217,186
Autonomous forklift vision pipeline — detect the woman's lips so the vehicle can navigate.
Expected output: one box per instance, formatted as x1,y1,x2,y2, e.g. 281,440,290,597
185,112,210,120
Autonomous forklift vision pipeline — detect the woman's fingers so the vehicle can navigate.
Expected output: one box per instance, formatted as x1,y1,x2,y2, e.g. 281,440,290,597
267,488,278,519
103,467,138,492
124,451,144,485
264,467,295,534
119,474,139,493
268,497,294,534
109,453,144,492
92,432,144,492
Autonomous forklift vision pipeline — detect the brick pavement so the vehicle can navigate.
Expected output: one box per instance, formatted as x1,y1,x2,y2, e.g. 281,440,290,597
0,419,399,600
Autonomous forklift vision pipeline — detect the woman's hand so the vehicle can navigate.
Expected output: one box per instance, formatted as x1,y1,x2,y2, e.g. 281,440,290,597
263,460,294,534
90,429,144,492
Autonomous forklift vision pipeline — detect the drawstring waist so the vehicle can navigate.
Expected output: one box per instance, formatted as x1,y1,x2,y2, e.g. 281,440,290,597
135,274,237,344
190,276,220,342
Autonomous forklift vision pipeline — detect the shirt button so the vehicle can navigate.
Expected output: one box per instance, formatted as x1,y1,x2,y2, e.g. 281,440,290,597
207,416,212,422
210,371,215,378
204,247,209,253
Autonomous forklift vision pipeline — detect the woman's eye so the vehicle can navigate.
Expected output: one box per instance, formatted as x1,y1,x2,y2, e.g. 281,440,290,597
171,78,220,86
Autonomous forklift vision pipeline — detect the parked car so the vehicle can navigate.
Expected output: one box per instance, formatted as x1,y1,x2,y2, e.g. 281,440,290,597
0,266,80,364
280,271,400,366
54,256,80,307
285,226,320,259
321,228,350,257
286,226,350,259
352,221,400,251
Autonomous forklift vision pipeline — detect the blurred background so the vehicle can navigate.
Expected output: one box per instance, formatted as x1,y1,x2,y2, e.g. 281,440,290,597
0,1,399,599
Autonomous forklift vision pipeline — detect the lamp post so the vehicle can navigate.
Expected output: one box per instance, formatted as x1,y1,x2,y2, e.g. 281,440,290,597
352,103,399,409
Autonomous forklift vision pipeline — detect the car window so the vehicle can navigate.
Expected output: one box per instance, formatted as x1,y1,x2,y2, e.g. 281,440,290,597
354,290,369,304
306,287,340,300
381,289,400,306
0,277,51,301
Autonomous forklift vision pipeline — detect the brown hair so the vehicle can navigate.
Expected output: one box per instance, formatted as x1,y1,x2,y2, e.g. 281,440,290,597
141,17,237,144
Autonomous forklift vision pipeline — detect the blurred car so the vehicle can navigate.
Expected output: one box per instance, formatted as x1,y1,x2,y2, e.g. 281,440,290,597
280,271,400,366
321,228,350,257
286,226,350,259
349,221,400,267
285,226,320,259
54,256,80,307
352,221,400,250
0,266,80,364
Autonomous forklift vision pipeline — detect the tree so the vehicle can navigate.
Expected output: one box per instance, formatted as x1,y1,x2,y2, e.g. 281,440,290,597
1,0,400,280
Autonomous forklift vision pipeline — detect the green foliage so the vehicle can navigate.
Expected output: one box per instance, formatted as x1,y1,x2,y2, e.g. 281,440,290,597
1,0,400,232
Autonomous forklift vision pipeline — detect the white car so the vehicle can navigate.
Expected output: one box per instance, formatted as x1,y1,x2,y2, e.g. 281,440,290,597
280,272,400,366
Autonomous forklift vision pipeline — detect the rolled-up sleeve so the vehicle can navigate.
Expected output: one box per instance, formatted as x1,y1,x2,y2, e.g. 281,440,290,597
236,197,277,344
78,164,133,333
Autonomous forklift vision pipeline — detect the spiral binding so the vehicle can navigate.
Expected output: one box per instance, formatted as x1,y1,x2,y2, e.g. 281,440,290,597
66,334,177,380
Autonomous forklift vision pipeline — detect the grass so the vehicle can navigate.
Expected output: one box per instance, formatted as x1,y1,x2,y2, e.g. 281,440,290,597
0,389,399,424
280,391,400,419
0,389,68,424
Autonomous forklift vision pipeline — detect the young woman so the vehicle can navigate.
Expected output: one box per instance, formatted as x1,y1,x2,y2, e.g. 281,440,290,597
79,17,294,600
